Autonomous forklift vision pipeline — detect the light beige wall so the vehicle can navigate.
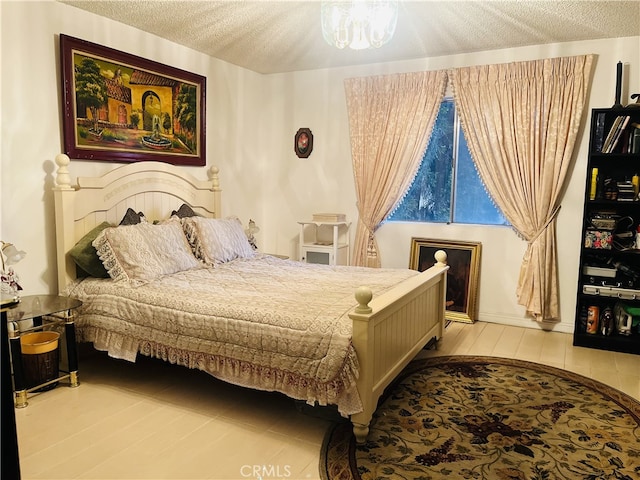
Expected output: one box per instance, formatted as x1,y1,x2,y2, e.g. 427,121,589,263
2,1,638,334
261,38,640,333
0,0,263,296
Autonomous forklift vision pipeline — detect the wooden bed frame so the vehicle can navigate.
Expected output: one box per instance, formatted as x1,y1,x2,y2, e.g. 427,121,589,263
52,153,448,443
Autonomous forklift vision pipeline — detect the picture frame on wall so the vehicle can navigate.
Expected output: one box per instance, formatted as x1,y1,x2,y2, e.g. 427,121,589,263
294,128,313,158
60,34,206,166
409,238,482,323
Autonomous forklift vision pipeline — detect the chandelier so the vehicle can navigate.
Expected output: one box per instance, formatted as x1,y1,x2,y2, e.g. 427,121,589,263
321,1,399,50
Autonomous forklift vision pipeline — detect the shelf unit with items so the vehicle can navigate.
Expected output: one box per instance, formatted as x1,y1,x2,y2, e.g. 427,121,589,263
573,107,640,355
298,219,351,266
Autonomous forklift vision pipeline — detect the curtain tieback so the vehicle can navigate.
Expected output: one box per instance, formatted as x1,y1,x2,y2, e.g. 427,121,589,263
527,205,561,245
358,218,378,259
366,232,378,259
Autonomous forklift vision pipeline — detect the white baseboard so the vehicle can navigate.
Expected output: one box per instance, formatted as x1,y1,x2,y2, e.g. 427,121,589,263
477,312,575,334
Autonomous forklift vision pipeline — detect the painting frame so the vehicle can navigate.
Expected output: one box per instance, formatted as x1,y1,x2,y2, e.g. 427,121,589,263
409,238,482,323
60,34,206,166
294,128,313,158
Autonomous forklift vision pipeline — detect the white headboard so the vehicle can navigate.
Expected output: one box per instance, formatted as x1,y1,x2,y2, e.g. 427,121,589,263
52,154,222,293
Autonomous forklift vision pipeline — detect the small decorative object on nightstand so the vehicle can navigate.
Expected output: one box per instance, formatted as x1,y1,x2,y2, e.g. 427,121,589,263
1,241,26,301
298,214,350,266
245,219,259,250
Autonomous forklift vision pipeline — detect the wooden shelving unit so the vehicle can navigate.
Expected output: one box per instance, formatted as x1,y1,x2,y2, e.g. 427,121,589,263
573,107,640,355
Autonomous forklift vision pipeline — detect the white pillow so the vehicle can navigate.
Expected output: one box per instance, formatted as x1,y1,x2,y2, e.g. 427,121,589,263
182,216,255,265
93,220,201,285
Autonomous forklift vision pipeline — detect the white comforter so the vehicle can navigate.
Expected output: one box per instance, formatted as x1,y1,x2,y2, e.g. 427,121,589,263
65,254,418,415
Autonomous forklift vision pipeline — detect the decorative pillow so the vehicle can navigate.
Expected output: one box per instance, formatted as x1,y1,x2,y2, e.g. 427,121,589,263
119,208,146,226
171,203,200,219
68,221,113,278
93,220,201,285
182,216,255,265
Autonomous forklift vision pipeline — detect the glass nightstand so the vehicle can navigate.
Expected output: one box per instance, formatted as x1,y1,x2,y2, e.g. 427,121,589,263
5,295,82,407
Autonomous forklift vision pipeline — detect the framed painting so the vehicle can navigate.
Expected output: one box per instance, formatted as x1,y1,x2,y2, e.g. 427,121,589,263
60,34,206,166
294,128,313,158
409,238,482,323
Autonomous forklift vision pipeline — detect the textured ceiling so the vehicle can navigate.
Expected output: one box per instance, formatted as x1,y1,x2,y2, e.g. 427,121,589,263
60,0,640,74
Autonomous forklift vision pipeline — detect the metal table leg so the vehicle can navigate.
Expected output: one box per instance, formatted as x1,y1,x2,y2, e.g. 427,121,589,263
8,332,27,408
64,320,79,387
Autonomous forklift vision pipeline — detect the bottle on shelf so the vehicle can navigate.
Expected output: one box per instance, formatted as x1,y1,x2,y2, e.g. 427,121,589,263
589,167,599,201
586,305,599,334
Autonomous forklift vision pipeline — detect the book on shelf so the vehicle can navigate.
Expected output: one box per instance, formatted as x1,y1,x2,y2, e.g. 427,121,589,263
620,122,640,154
602,115,631,153
632,125,640,154
620,129,631,153
601,115,623,153
594,112,606,152
609,115,630,153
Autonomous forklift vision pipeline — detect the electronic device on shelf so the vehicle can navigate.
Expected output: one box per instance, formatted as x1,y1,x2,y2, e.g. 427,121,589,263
613,260,640,286
583,264,617,278
616,181,636,201
583,284,640,300
582,263,618,287
588,212,619,230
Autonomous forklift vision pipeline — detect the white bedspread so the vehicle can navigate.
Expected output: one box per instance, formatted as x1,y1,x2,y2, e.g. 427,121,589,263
64,254,418,415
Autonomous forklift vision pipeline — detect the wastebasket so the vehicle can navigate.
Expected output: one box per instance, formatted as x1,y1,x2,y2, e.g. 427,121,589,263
20,331,60,391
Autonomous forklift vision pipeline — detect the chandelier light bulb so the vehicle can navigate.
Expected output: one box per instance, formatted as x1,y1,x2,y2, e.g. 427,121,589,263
321,0,398,50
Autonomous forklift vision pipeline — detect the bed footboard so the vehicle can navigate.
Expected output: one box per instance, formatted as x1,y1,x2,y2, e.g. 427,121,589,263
349,251,448,443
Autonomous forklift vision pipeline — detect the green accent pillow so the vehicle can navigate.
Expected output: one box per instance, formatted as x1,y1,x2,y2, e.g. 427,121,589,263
69,221,113,278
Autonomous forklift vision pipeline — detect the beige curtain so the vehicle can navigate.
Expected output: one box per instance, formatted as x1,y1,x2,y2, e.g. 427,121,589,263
344,70,447,267
450,55,594,321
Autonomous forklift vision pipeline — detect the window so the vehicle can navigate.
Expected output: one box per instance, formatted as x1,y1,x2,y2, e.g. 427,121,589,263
387,99,509,226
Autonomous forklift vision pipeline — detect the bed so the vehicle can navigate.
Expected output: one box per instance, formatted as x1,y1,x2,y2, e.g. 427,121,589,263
52,153,448,443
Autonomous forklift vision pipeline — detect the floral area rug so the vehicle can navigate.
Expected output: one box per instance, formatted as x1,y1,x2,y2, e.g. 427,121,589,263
320,356,640,480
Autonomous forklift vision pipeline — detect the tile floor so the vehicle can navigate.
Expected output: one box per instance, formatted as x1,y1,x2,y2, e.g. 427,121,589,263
14,321,640,480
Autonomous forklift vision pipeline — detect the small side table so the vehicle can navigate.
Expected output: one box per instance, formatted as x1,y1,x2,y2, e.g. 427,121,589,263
1,295,22,479
6,295,82,408
298,220,350,266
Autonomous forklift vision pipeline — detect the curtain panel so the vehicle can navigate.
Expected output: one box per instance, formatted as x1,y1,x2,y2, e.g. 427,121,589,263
449,55,594,321
344,70,447,267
